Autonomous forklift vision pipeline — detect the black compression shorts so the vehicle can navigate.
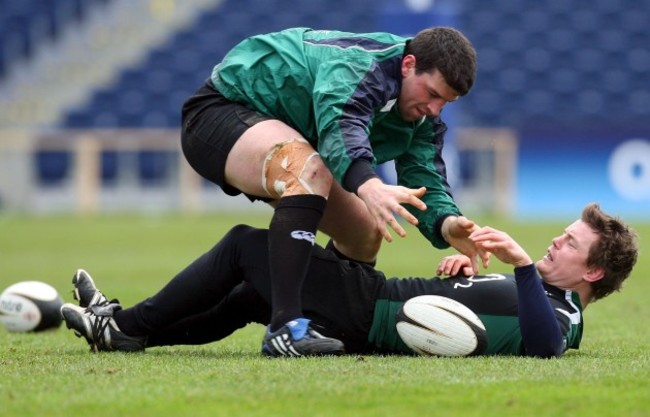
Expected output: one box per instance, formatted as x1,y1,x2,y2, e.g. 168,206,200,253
180,81,272,199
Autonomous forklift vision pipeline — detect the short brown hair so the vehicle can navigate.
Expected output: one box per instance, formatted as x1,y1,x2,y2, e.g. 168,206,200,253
404,27,477,95
582,203,638,301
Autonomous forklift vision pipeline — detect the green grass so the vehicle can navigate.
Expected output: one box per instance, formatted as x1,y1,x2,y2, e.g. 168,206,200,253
1,212,649,417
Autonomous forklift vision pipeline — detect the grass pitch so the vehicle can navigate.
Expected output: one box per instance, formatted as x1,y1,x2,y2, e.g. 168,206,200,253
0,212,648,417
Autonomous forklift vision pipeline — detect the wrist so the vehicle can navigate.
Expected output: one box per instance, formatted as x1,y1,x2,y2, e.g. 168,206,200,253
514,262,535,272
513,258,534,268
343,159,378,194
439,215,457,243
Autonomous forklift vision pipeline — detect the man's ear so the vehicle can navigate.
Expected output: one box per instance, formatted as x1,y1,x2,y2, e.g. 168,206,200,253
401,54,416,76
584,267,605,283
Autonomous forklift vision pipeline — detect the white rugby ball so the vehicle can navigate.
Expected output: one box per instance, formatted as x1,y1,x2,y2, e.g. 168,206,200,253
396,295,487,356
0,281,64,332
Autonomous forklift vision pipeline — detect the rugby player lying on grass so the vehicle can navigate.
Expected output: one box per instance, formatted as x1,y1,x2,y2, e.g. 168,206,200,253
60,203,637,358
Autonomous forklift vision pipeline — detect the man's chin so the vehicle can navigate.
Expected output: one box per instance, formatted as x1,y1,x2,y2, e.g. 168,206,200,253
401,113,422,122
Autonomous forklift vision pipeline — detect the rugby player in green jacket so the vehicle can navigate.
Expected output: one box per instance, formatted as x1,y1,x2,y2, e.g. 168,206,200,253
61,203,637,358
180,27,487,355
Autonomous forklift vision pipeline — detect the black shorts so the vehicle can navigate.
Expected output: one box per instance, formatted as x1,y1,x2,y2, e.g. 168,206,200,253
180,81,272,199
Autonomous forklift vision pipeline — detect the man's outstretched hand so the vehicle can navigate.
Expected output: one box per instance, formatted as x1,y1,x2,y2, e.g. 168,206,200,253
357,178,427,243
441,216,491,274
469,226,532,268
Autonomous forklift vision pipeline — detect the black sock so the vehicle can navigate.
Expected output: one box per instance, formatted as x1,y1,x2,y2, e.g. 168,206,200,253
268,194,326,331
325,239,376,267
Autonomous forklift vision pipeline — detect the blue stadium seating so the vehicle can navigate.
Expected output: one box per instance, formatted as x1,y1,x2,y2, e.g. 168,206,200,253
455,0,650,127
3,0,648,129
4,0,648,184
58,0,650,130
0,0,111,78
56,0,381,129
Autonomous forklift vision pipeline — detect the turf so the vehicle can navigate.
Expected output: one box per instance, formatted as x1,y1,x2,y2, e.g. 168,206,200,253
0,212,648,417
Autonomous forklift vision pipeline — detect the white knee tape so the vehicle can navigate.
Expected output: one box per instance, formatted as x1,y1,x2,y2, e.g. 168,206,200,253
262,138,322,199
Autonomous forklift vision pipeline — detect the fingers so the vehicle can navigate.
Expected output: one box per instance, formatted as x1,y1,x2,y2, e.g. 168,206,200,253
468,226,531,266
470,230,511,258
394,205,419,227
469,255,479,275
437,257,460,276
457,216,477,231
480,249,491,268
436,254,474,276
462,266,475,276
385,215,406,239
374,212,407,242
390,188,426,214
372,207,406,242
469,226,500,241
436,259,451,276
383,188,425,227
403,187,427,210
378,224,393,243
411,186,427,198
466,226,493,267
370,186,427,241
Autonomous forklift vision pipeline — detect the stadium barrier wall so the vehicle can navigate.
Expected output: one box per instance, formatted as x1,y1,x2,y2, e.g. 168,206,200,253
0,129,216,214
0,128,517,216
454,128,517,217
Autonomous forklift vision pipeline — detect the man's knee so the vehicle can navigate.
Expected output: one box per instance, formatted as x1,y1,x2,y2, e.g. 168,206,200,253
331,234,382,264
325,223,382,263
262,138,332,198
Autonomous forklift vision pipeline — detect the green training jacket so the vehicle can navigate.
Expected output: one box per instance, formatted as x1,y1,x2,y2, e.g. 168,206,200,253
211,27,462,249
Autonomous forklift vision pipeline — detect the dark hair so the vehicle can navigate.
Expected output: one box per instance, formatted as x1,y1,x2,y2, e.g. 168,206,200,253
404,27,477,95
582,203,638,301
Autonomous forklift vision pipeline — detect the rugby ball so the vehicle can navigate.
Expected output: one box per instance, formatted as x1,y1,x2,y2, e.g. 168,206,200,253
0,281,64,332
396,295,487,356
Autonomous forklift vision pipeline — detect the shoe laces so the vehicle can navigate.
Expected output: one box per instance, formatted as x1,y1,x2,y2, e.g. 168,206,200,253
87,305,116,351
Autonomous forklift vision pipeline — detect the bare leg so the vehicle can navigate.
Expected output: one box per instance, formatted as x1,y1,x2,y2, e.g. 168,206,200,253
224,120,330,197
229,123,383,264
223,120,334,334
319,181,382,263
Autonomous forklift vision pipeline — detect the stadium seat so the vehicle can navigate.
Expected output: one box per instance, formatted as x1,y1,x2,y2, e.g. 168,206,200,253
0,0,113,79
34,0,646,174
56,0,382,132
34,150,70,185
138,150,174,185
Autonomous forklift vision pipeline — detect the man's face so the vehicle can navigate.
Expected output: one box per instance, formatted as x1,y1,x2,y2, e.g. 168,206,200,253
398,55,460,122
536,220,599,289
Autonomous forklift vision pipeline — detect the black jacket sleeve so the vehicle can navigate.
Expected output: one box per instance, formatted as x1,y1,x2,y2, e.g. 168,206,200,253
514,264,565,358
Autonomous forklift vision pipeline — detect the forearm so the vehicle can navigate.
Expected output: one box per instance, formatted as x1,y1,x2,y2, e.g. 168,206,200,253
515,264,564,358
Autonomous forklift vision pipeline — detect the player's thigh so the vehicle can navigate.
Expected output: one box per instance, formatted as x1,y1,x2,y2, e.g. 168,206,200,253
226,120,332,198
181,85,272,197
319,181,381,245
181,85,329,200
